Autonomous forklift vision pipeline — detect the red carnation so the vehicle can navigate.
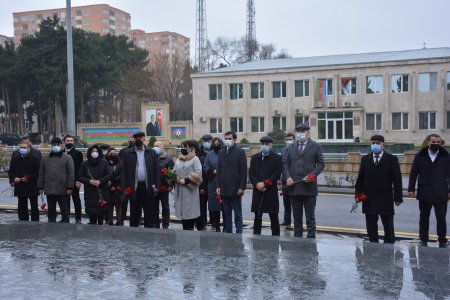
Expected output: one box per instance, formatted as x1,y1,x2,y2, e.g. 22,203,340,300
124,186,133,197
160,168,168,176
98,200,108,207
22,175,30,182
40,203,47,211
306,173,317,183
159,185,168,192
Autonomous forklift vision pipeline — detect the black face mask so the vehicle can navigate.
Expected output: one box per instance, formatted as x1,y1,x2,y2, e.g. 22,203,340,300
109,155,119,164
135,139,143,148
429,144,440,152
65,143,73,150
128,141,135,148
212,145,221,153
181,149,188,155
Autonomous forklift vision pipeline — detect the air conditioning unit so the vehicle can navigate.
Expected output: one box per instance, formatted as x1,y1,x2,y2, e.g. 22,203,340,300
327,101,335,108
199,117,207,123
274,110,281,115
343,101,351,108
295,109,303,115
313,102,323,108
351,101,359,107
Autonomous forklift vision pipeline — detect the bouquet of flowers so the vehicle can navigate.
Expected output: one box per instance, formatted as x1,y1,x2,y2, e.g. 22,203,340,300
216,195,224,204
120,186,133,203
40,194,47,212
87,169,107,207
161,167,177,188
304,173,317,183
351,193,367,213
264,179,273,189
159,185,168,193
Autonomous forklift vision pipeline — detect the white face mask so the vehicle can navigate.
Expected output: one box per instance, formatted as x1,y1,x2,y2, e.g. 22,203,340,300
224,140,233,148
297,133,307,142
91,152,99,159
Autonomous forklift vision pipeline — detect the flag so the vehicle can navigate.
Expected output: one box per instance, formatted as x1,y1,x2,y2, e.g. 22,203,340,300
315,79,327,103
157,109,163,134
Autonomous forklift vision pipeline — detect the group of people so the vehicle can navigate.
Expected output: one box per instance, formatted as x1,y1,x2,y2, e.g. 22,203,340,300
7,125,450,248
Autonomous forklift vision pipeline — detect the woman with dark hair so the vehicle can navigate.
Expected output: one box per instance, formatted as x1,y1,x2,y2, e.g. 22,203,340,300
79,145,112,225
106,147,123,226
174,140,203,230
203,137,223,232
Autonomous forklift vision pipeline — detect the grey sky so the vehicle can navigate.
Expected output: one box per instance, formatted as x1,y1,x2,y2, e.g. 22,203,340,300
1,0,449,58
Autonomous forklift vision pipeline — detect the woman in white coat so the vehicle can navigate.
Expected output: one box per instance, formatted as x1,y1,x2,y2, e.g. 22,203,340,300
174,140,203,230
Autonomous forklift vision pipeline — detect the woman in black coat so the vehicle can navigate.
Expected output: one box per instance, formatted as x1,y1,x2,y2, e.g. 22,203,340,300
106,147,123,226
79,145,112,225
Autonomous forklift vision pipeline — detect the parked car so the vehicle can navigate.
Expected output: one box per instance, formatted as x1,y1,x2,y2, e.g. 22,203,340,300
0,133,21,146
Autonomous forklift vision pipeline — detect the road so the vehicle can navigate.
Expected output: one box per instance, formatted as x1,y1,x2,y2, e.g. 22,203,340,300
0,178,447,239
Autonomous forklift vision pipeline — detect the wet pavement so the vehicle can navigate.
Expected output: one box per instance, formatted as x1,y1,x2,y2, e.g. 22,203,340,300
0,222,449,299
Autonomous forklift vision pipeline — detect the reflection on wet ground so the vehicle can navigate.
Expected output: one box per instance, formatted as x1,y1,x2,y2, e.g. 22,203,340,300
0,222,448,299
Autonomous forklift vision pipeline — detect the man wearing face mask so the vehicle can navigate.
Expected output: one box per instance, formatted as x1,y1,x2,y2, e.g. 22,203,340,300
119,135,134,160
281,133,296,228
355,135,403,244
216,131,247,233
37,137,75,223
63,135,84,224
198,134,212,229
8,141,41,221
121,132,160,227
153,141,174,228
249,136,283,236
284,123,324,238
408,134,450,248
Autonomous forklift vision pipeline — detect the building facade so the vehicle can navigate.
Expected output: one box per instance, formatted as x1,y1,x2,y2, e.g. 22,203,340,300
192,48,450,145
0,34,13,46
12,4,131,44
131,29,190,68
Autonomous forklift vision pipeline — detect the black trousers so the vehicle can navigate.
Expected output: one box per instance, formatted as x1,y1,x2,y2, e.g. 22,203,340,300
182,219,196,230
210,211,221,232
18,196,39,221
253,212,280,236
365,214,395,243
130,183,155,228
419,200,448,243
282,188,292,224
47,195,69,223
89,214,104,225
154,191,170,228
121,199,129,221
68,187,82,221
195,193,208,230
291,196,316,238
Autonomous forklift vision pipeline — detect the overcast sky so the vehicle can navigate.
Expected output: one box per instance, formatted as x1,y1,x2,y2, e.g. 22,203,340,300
1,0,449,58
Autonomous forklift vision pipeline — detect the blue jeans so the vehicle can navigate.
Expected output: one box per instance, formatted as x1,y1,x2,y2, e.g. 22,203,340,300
222,196,243,233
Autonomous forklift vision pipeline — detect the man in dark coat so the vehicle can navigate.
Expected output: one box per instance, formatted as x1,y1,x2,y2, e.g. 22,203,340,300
216,131,247,233
283,123,325,238
118,134,134,221
121,132,161,227
8,141,41,221
63,134,84,224
197,134,212,229
408,134,450,248
249,136,283,236
153,140,174,228
15,136,42,160
281,133,295,227
355,135,403,243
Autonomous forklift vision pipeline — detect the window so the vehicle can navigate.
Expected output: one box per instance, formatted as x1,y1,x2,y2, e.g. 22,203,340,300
102,18,110,24
210,118,222,134
230,83,243,100
250,82,264,99
418,112,436,130
391,74,409,93
101,9,109,15
341,77,357,95
36,14,43,20
82,10,90,16
102,27,110,33
230,117,243,133
316,79,333,98
272,81,287,98
317,112,353,140
76,20,82,25
419,72,437,92
295,115,309,125
28,16,35,21
76,10,82,16
209,84,222,100
251,117,265,132
83,19,90,25
14,26,19,31
273,116,287,131
29,24,34,30
365,113,382,130
21,16,27,22
58,12,65,18
392,113,408,130
21,25,28,30
295,80,309,97
13,17,19,22
366,76,383,94
447,72,450,90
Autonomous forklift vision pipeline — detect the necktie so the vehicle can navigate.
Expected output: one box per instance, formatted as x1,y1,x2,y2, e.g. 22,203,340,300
375,155,379,165
299,143,305,153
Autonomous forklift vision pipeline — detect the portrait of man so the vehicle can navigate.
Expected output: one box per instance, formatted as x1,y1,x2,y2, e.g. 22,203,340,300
145,109,163,137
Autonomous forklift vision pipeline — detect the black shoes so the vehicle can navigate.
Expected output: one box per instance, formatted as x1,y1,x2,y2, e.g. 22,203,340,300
439,241,449,248
419,241,428,247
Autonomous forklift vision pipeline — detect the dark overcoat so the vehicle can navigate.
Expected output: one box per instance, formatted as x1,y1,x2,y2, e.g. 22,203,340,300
283,139,325,196
79,147,112,215
355,151,403,215
216,145,247,197
8,151,41,197
248,151,282,214
108,161,122,206
408,146,450,204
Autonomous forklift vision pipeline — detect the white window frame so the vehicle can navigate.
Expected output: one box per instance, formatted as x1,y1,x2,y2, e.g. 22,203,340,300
251,117,265,133
272,116,287,132
295,115,310,125
101,9,109,15
250,82,264,99
210,118,222,134
294,80,309,97
209,84,222,100
366,76,383,94
418,112,437,130
229,83,243,100
272,81,287,98
391,74,409,93
341,77,357,95
365,113,382,131
447,72,450,90
392,113,409,130
230,117,243,133
418,72,437,92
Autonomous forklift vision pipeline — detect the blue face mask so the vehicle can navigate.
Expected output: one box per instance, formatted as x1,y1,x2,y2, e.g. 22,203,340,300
286,140,294,146
203,142,211,150
51,146,61,153
19,148,28,156
261,145,270,155
152,146,162,156
371,144,382,154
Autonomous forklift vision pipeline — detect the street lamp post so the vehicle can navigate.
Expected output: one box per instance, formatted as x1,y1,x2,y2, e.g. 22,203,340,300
66,0,75,135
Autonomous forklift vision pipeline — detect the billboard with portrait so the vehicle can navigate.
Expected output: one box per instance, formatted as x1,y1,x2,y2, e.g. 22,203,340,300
145,108,164,137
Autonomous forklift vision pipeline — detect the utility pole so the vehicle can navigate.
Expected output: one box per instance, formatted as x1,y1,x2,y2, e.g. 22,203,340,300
246,0,256,62
195,0,207,72
66,0,75,135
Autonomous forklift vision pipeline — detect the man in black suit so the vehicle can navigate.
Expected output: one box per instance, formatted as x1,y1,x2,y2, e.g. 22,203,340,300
146,114,161,136
408,134,450,248
355,135,403,243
